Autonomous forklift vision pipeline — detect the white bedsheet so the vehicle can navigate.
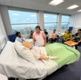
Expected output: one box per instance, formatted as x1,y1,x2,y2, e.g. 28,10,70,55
0,41,58,79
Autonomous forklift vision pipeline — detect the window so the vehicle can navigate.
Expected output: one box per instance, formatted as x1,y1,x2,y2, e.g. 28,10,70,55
8,10,38,36
44,13,58,33
61,15,70,30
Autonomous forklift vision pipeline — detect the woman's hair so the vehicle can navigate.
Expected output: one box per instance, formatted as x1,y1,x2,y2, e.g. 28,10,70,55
53,29,56,33
67,30,71,33
35,26,41,30
16,32,20,36
78,29,81,31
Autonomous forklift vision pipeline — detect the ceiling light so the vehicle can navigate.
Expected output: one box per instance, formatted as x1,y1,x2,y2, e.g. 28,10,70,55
49,0,64,6
67,5,79,10
78,9,81,12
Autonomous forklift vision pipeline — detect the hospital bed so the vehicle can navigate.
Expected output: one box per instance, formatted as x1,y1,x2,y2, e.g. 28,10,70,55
0,36,80,80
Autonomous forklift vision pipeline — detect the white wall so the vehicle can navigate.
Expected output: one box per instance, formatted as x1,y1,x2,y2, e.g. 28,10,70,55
0,6,12,35
71,13,81,27
0,12,7,38
38,11,44,30
70,13,81,34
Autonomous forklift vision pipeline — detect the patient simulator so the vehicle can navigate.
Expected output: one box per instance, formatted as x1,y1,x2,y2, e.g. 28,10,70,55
0,36,80,80
22,41,59,60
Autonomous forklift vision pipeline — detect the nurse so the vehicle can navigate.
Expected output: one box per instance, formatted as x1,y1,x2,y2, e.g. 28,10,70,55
33,26,46,46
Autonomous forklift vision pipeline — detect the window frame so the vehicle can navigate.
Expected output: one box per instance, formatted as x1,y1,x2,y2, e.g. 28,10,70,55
61,15,71,30
44,13,59,31
8,9,39,35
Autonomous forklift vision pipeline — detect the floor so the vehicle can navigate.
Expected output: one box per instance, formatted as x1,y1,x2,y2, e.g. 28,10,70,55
1,47,81,80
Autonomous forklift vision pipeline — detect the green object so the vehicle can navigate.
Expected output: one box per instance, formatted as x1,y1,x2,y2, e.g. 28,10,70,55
45,43,80,68
62,33,72,40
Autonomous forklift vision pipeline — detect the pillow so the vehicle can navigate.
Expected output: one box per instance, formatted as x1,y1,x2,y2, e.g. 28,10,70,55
15,40,36,64
22,41,33,49
15,40,24,54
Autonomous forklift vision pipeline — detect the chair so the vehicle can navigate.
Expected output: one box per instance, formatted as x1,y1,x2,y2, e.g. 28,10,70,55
8,34,16,42
68,27,73,32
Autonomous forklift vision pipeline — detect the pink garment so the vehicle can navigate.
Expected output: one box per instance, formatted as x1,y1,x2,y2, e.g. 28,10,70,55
33,31,46,46
52,32,57,39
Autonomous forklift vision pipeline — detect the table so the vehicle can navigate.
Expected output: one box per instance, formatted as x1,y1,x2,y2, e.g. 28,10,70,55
64,41,78,48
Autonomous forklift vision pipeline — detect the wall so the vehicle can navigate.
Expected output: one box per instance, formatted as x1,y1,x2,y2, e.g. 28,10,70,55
38,11,44,30
0,6,12,35
70,13,81,34
0,11,7,38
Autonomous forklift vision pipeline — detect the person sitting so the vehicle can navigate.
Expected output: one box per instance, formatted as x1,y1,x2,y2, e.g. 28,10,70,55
73,29,81,49
15,32,25,43
73,29,81,42
44,29,48,43
30,30,34,38
62,30,72,41
33,26,46,46
51,29,58,43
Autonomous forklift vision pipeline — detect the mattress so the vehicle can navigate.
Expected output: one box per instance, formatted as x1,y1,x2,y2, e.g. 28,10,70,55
0,41,58,79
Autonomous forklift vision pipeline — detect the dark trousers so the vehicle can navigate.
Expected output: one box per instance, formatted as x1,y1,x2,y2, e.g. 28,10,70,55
51,38,57,43
75,42,81,49
46,37,48,43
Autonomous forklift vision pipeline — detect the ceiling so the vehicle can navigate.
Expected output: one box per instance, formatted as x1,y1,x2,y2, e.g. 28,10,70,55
0,0,81,14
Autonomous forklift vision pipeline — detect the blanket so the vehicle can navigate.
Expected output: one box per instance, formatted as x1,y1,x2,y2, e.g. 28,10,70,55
45,43,80,68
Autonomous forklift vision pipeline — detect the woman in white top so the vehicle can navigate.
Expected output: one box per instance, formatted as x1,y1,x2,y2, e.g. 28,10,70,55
15,32,25,43
51,29,58,43
33,26,46,46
